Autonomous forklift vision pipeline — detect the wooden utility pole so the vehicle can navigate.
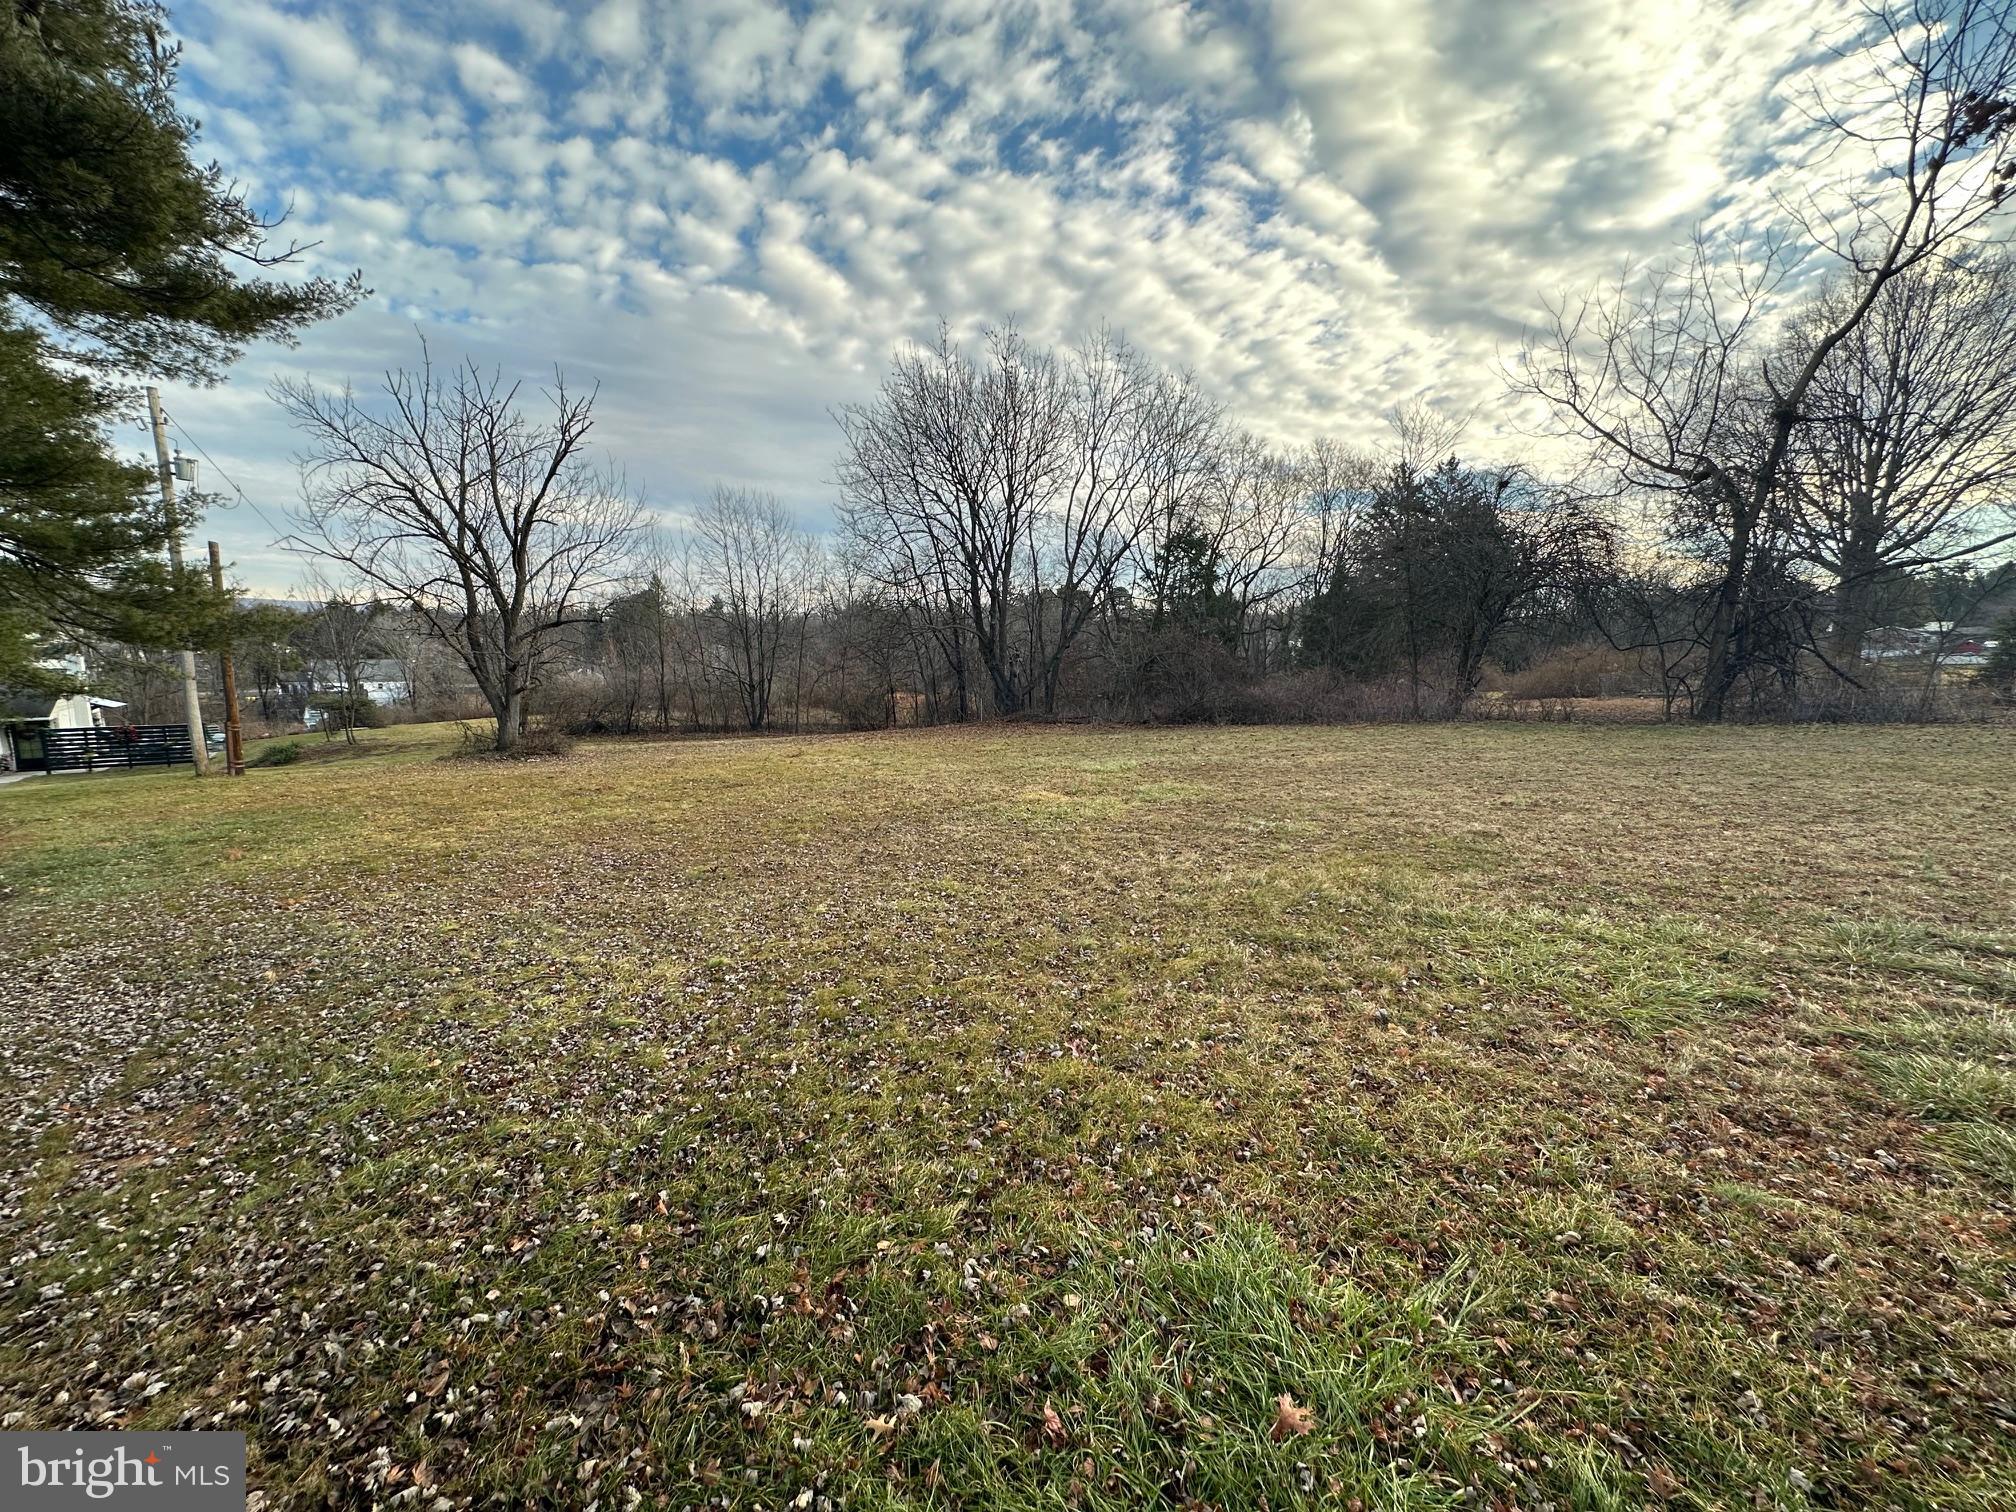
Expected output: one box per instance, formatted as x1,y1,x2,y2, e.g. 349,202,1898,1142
146,386,209,775
207,541,246,776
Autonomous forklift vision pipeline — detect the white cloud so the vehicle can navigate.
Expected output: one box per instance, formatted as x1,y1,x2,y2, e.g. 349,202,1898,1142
328,193,410,236
584,0,647,60
419,201,523,253
452,42,531,107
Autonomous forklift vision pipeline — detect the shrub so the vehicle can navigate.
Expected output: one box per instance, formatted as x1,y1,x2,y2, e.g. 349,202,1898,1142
514,725,576,758
829,683,901,730
452,718,497,754
1500,643,1648,699
532,675,625,735
246,739,304,768
422,693,494,724
1117,660,1434,726
1772,672,2001,724
305,692,384,730
1214,670,1425,724
1099,629,1249,722
1467,695,1575,723
1983,613,2015,702
449,718,575,759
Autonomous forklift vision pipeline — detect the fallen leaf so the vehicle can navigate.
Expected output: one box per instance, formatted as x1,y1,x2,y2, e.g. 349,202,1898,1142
1271,1393,1316,1440
1040,1400,1068,1446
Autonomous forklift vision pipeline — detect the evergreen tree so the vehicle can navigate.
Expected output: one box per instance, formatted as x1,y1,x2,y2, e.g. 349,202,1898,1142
0,0,363,685
1923,561,2015,624
1301,458,1603,713
0,322,210,689
1147,518,1240,649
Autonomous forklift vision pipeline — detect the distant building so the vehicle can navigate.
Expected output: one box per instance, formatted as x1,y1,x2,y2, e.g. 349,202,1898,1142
297,658,411,727
1863,622,2000,669
0,653,127,772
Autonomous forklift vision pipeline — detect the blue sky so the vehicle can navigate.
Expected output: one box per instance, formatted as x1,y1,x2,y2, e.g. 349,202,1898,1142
150,0,1846,592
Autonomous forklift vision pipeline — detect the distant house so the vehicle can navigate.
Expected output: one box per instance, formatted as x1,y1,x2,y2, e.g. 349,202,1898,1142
1926,623,1998,670
1940,633,1997,670
1863,622,2000,668
298,657,410,727
1863,625,1937,660
0,654,127,772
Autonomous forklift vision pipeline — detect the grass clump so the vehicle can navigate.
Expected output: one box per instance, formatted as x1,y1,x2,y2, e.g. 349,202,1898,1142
1869,1052,2016,1121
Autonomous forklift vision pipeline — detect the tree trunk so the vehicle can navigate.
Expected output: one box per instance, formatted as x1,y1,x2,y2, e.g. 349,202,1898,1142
495,686,524,752
1827,525,1884,665
1697,476,1764,723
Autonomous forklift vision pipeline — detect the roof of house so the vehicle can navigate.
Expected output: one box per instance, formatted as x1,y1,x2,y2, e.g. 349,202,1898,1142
304,658,407,685
1,692,57,721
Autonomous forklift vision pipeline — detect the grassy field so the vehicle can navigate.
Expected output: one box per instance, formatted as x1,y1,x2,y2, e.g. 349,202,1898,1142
1,721,2012,1510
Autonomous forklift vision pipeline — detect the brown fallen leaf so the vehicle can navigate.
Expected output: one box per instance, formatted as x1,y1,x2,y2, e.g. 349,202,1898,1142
865,1416,899,1438
1271,1393,1316,1440
1646,1463,1684,1500
1040,1400,1068,1446
419,1362,450,1399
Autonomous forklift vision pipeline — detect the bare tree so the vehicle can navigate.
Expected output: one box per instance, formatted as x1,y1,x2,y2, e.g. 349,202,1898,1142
690,486,819,731
1295,436,1381,597
1025,327,1220,712
368,610,450,714
1191,431,1309,670
595,533,694,734
1581,558,1716,718
277,344,644,752
1778,254,2016,657
298,579,385,745
1517,0,2016,718
837,321,1219,717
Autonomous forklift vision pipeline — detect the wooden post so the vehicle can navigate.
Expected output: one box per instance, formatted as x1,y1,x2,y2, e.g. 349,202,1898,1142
207,541,246,776
146,387,209,774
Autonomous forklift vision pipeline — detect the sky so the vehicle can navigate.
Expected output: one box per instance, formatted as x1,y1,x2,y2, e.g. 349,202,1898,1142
148,0,1860,593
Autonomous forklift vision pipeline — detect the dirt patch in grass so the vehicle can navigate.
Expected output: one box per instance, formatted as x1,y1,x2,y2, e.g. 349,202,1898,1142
1,723,2012,1508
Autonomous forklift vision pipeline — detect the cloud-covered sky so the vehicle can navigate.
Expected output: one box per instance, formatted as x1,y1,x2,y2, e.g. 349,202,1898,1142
153,0,1851,592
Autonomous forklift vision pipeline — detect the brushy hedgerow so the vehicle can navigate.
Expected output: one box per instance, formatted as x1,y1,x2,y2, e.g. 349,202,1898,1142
1,721,2012,1508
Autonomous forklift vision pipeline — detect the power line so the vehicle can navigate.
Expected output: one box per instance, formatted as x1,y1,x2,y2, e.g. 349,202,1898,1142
164,417,292,547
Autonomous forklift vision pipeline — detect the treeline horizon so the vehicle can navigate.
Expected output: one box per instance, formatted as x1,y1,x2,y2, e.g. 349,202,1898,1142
86,358,2016,738
75,284,2016,739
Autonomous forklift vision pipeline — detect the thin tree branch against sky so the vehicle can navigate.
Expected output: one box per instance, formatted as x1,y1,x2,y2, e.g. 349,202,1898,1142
142,0,1948,592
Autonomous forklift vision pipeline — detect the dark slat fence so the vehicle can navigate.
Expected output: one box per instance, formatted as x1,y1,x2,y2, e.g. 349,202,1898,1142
43,724,194,772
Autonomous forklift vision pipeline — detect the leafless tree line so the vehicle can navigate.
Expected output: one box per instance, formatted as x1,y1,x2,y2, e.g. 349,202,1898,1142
270,253,2016,739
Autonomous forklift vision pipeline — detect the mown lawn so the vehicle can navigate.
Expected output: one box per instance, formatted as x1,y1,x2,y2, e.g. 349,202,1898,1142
1,722,2012,1510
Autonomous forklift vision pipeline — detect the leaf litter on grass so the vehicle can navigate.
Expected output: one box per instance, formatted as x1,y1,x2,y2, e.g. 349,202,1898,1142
1,722,2013,1508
